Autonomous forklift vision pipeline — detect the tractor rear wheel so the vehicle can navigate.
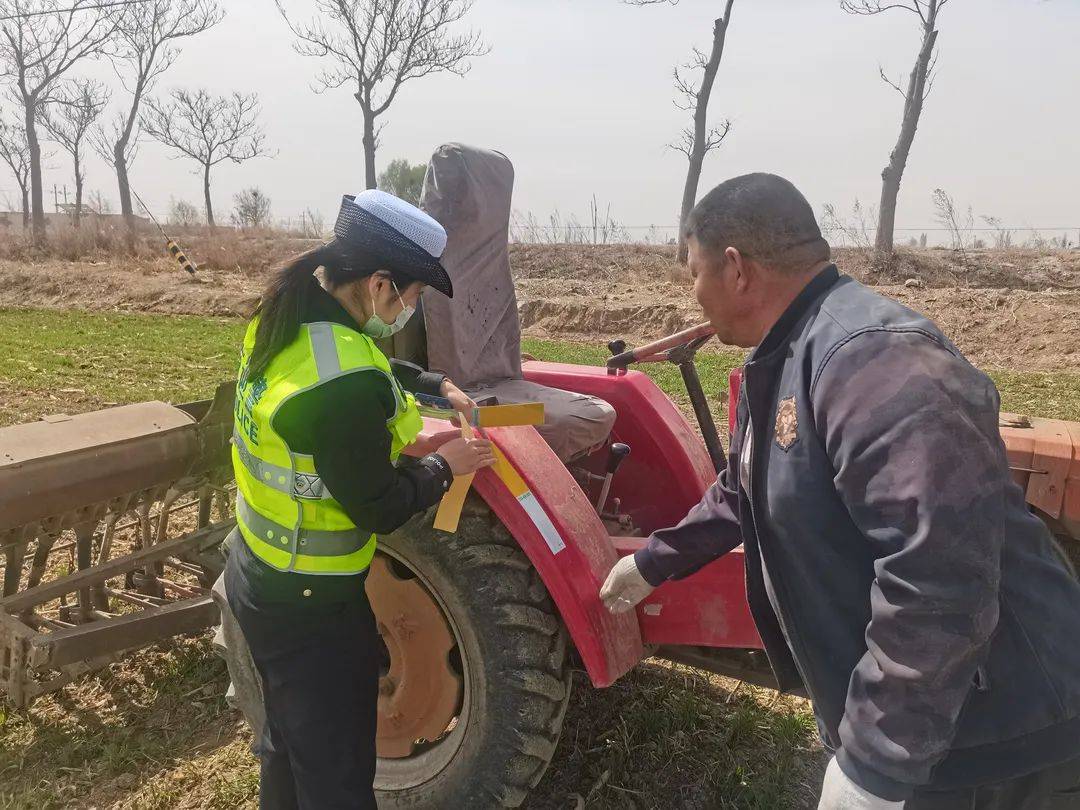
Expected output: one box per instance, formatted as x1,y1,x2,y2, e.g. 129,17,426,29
373,494,571,808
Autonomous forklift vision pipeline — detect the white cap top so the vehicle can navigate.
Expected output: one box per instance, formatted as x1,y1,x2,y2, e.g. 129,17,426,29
353,189,446,258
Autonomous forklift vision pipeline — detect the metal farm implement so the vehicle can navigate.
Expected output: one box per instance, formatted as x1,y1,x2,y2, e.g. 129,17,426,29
0,385,234,707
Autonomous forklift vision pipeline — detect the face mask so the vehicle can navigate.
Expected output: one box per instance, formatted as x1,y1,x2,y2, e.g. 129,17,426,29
362,279,415,339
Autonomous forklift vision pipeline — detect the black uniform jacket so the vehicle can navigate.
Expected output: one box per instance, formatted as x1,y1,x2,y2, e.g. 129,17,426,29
636,265,1080,799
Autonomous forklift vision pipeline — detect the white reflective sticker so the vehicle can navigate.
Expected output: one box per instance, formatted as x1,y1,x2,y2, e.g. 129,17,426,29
517,492,565,555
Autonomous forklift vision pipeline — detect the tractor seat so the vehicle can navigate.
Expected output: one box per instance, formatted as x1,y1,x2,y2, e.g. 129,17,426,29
376,142,618,463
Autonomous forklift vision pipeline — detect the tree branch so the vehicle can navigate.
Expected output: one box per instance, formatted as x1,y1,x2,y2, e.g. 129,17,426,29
278,0,487,123
839,0,921,17
878,64,905,97
141,88,269,171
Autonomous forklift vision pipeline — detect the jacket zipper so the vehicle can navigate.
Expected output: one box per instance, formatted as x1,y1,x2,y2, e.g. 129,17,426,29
741,384,823,713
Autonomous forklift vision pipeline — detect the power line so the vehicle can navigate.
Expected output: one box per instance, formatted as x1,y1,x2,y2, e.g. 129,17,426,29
509,224,1080,232
0,0,149,23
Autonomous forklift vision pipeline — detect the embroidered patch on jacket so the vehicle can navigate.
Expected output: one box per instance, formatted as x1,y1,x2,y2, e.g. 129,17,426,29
775,397,798,451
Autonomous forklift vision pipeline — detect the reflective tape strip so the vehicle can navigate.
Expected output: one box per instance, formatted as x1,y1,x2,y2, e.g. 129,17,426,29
309,322,341,379
517,491,565,555
236,493,368,557
233,431,332,500
492,446,565,555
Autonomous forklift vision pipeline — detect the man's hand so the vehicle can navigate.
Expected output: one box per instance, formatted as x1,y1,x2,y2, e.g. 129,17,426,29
818,757,904,810
440,379,476,420
600,555,655,613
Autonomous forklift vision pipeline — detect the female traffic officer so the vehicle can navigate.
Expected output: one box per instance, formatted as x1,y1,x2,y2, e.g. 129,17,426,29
225,190,494,810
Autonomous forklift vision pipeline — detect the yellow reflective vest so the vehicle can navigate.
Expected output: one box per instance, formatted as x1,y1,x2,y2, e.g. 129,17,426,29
232,318,423,575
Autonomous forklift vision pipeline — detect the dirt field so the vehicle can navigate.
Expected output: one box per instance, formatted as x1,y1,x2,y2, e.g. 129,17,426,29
2,244,1077,372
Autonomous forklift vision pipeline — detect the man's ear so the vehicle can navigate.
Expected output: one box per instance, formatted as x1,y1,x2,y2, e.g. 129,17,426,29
725,246,752,293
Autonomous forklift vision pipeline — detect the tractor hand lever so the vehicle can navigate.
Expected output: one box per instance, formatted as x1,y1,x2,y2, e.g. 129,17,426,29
596,443,631,515
606,322,715,372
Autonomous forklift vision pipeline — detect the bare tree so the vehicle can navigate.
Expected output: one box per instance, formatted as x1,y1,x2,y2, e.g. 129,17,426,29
931,187,972,251
626,0,735,264
41,77,108,226
91,111,139,184
0,0,119,243
167,196,200,226
277,0,487,189
142,89,267,229
85,188,110,214
820,198,877,250
230,186,271,228
0,115,30,227
981,215,1013,249
107,0,222,244
842,0,950,255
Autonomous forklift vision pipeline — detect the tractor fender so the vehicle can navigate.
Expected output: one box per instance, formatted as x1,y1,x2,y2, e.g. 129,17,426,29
473,426,644,687
410,419,644,688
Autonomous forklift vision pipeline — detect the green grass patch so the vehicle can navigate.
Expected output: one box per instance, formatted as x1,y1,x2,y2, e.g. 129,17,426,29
989,369,1080,422
0,308,243,426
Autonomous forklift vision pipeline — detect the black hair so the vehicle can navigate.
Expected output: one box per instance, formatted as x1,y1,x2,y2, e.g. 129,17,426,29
684,173,830,274
246,244,414,378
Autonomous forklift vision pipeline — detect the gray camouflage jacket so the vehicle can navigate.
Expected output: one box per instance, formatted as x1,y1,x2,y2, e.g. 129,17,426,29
635,265,1080,800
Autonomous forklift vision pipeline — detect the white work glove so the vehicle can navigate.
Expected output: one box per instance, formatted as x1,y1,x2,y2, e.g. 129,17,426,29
818,757,905,810
599,555,655,613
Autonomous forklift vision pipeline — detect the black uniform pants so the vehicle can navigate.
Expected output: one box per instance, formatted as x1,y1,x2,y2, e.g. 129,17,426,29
908,755,1080,809
226,554,380,810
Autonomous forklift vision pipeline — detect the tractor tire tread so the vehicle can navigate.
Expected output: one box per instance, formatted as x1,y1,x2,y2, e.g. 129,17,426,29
378,493,569,810
495,603,560,636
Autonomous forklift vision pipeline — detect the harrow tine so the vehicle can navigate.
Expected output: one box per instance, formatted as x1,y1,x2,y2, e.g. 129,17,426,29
3,526,29,597
24,530,56,595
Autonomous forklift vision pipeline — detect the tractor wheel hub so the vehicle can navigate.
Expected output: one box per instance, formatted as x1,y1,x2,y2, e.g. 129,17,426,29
367,554,463,759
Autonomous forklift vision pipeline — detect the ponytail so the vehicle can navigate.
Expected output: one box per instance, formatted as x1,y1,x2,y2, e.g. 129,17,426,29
247,245,343,379
246,243,414,379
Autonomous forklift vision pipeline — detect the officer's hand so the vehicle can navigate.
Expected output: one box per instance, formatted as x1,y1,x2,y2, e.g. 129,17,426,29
438,437,495,476
600,555,655,613
818,757,904,810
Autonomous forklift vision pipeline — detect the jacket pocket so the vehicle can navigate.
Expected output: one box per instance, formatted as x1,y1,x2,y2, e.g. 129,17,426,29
953,597,1063,748
972,665,990,694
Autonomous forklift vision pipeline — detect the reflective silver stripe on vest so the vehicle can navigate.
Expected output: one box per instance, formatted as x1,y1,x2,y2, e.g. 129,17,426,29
309,322,341,379
236,492,370,558
303,322,404,420
232,430,332,501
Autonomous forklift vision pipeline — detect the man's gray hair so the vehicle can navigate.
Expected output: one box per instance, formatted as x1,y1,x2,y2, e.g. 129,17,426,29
684,173,831,274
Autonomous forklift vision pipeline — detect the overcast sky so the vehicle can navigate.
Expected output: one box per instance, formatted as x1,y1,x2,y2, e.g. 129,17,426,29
18,0,1080,240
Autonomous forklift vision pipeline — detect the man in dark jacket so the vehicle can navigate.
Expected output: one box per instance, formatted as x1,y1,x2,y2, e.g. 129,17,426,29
600,173,1080,809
